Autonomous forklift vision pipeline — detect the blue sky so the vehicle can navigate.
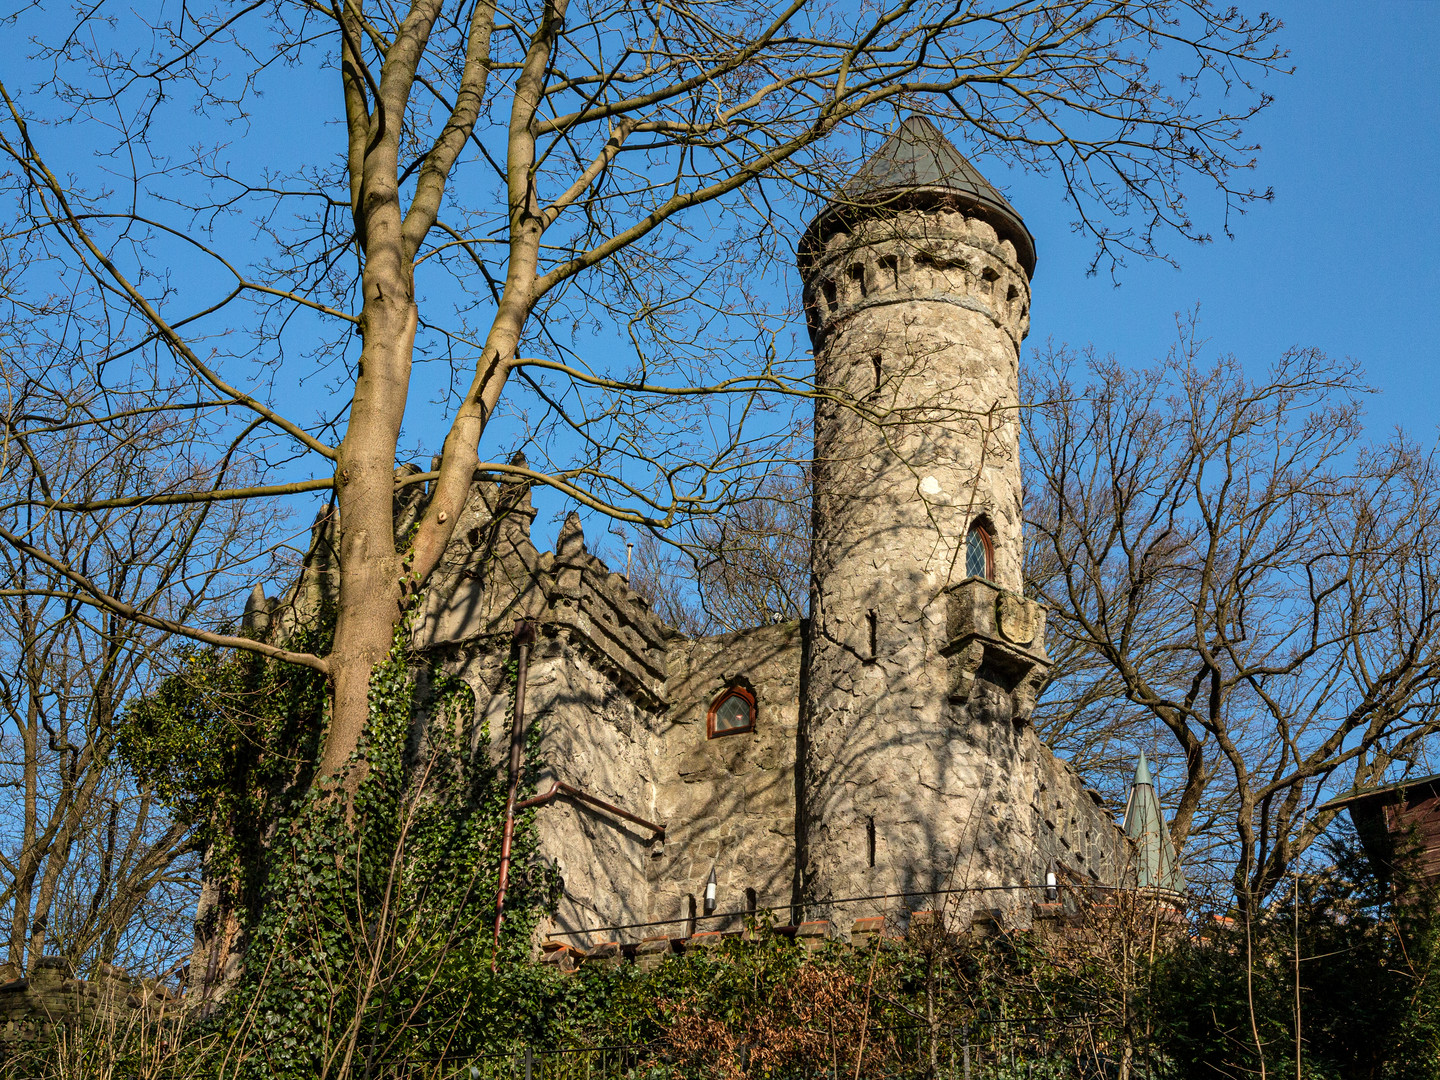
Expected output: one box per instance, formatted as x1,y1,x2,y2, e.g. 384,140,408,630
570,3,1440,558
7,1,1432,550
518,2,1440,559
1008,2,1439,437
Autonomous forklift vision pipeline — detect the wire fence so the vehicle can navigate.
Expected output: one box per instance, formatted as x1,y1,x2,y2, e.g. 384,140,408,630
542,880,1189,947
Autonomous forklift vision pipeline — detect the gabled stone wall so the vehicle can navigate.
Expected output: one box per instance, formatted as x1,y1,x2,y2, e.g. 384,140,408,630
415,478,808,947
415,480,674,943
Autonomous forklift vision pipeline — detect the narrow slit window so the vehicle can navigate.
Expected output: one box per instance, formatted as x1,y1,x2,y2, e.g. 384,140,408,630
822,279,838,313
965,522,994,580
847,263,867,298
867,610,878,658
879,254,899,289
867,817,877,867
871,354,882,394
745,887,758,915
708,685,756,738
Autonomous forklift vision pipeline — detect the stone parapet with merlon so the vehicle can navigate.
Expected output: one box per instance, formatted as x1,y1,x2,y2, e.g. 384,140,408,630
412,480,672,708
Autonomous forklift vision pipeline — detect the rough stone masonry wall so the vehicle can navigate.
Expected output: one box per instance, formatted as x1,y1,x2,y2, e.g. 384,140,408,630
797,201,1126,930
412,471,804,947
0,958,175,1048
804,205,1030,597
510,637,665,943
1027,733,1133,890
417,484,674,948
648,621,804,936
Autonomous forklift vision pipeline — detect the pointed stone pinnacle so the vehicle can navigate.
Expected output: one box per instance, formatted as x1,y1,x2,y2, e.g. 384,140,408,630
242,583,272,633
557,511,586,558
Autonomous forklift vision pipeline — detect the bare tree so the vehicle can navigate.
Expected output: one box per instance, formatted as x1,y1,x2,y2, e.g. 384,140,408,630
1023,318,1440,908
627,465,810,635
0,4,1288,960
0,344,264,977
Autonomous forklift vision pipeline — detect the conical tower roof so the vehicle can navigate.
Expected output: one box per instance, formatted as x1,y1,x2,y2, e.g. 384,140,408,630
802,115,1036,276
1122,751,1187,894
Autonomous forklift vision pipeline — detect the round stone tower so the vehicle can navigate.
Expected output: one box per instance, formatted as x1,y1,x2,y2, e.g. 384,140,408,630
798,115,1050,924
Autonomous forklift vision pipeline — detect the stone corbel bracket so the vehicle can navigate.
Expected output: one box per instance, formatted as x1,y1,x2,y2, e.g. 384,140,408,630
940,578,1050,723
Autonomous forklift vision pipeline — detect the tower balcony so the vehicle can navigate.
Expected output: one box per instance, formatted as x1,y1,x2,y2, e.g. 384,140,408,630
940,577,1049,724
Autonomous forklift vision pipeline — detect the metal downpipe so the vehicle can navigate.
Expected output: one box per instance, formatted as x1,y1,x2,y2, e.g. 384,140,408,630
492,618,536,968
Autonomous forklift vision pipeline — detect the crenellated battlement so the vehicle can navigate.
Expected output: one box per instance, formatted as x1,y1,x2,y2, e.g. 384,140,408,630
417,476,673,708
241,462,673,709
803,207,1032,351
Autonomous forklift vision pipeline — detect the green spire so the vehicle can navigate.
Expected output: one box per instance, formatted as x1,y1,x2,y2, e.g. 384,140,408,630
1134,749,1153,787
1123,752,1186,893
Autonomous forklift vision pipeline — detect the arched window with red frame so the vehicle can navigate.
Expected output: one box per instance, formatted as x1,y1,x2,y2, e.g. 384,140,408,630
707,685,756,738
965,520,994,580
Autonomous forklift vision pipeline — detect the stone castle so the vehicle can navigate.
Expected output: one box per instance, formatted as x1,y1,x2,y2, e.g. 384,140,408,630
4,117,1181,1041
230,116,1171,964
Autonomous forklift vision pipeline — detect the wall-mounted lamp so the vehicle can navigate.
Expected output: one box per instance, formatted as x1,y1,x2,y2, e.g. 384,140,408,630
1045,870,1058,902
704,867,718,913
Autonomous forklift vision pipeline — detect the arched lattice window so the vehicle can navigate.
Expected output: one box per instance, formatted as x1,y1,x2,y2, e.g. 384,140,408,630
965,522,994,580
707,686,756,738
